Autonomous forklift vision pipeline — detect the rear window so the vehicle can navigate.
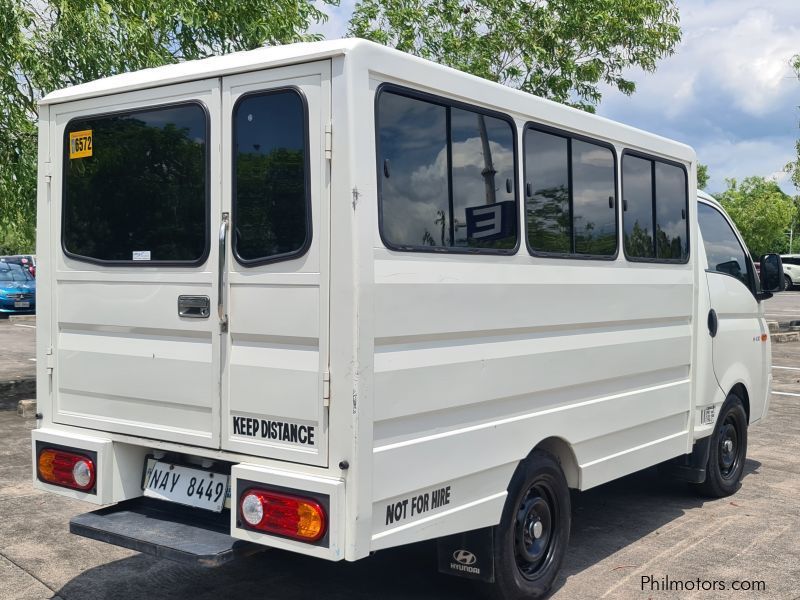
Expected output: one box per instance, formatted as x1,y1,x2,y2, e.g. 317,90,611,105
63,103,208,264
233,89,310,264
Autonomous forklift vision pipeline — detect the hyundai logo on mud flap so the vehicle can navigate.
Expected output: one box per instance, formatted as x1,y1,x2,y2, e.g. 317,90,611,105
453,550,477,565
451,549,480,574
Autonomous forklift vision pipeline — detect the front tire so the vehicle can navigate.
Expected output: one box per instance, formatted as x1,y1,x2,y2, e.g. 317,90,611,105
785,274,793,291
489,451,570,600
696,393,748,498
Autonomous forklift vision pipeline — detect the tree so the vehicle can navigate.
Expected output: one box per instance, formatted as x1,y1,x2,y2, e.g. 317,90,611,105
786,54,800,190
697,163,709,190
349,0,681,112
0,0,336,254
717,176,797,257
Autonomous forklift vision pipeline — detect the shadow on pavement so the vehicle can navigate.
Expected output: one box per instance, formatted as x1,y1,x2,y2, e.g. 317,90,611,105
56,461,759,600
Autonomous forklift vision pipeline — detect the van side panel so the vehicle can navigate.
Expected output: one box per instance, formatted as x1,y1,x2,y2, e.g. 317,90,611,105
369,255,693,549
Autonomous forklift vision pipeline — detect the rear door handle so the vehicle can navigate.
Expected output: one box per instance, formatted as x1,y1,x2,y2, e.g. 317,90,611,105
178,295,210,318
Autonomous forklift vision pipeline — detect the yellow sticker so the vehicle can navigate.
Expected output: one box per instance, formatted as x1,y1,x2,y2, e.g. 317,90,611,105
69,130,93,159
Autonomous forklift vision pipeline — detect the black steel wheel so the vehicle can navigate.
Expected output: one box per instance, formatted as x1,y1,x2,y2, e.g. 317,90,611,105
696,393,748,497
489,450,570,600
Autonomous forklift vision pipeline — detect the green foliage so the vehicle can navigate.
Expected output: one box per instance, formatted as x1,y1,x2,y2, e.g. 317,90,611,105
786,54,800,190
349,0,681,111
717,176,798,257
0,0,336,255
697,163,709,190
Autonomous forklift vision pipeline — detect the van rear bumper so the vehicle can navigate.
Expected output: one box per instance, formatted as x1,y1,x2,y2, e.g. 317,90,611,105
70,497,262,567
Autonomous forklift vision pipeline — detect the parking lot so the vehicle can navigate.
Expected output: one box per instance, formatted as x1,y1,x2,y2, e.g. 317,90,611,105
1,292,799,600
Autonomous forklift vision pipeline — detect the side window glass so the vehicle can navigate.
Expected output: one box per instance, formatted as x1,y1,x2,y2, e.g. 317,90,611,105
64,104,207,263
524,128,617,256
655,162,689,260
525,130,570,253
377,90,518,252
233,90,310,263
622,155,655,259
698,203,751,290
572,140,616,255
623,154,689,261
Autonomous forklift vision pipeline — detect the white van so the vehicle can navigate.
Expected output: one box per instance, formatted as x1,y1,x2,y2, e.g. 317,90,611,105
32,39,784,599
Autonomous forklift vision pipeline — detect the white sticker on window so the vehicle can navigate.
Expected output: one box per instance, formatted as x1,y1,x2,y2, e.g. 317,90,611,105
132,251,151,261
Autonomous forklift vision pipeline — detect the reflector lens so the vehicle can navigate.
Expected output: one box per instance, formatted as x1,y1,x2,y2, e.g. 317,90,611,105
37,448,95,491
239,489,326,542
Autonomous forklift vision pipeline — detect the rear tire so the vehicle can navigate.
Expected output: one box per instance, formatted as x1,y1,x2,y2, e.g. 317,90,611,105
785,275,793,291
489,451,570,600
695,394,748,498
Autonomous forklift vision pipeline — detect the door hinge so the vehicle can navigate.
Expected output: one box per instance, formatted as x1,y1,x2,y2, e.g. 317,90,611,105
324,122,332,161
46,346,54,373
323,369,331,407
42,162,52,185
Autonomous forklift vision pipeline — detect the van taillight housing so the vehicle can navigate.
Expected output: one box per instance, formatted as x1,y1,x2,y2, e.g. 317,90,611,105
37,448,95,492
239,489,326,542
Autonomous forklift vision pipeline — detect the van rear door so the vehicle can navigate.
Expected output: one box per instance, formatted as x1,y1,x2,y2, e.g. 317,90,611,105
219,62,331,466
50,63,331,464
52,80,223,447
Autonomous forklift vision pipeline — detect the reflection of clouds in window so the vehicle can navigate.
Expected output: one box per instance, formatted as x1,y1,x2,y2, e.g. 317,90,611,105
379,93,448,246
378,91,517,249
573,141,615,254
575,147,612,167
525,130,569,253
655,162,688,259
623,155,655,258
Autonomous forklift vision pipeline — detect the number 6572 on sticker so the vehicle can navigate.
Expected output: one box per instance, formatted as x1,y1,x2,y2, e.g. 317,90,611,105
69,130,93,159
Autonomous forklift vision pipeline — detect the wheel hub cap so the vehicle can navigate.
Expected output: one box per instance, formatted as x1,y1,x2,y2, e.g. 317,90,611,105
717,417,741,479
515,483,557,580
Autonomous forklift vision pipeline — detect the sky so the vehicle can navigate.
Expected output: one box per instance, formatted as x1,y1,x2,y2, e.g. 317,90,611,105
311,0,800,196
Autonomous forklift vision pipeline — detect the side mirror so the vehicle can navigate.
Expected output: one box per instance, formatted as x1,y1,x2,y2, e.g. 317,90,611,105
759,253,783,293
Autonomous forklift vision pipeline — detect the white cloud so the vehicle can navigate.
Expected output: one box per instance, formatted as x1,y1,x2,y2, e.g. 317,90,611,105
697,137,796,194
598,0,800,194
602,1,798,118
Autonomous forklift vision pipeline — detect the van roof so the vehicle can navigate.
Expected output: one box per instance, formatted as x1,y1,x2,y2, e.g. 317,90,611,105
40,38,361,106
40,38,694,163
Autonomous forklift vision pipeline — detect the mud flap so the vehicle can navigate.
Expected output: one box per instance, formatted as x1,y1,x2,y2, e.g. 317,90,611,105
436,526,496,583
660,435,711,483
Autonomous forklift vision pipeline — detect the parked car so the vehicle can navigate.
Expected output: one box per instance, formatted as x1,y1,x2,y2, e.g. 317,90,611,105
781,254,800,290
0,254,36,277
0,262,36,314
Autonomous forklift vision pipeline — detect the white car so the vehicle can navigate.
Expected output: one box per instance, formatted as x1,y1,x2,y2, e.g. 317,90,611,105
782,254,799,290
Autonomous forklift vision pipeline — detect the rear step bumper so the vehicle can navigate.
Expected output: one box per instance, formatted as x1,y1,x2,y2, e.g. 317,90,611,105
70,497,263,567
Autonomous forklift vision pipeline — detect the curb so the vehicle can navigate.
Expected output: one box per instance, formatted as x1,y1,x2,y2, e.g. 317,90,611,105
771,331,800,344
8,315,36,324
0,377,36,410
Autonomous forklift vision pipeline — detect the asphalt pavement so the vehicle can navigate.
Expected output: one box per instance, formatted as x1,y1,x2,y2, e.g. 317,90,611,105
1,297,799,600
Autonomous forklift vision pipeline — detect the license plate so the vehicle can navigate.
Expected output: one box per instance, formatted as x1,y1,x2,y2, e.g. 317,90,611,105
14,301,30,308
143,459,229,512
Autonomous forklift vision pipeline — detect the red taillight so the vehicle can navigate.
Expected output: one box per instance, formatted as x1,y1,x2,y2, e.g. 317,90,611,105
37,448,95,491
239,489,326,542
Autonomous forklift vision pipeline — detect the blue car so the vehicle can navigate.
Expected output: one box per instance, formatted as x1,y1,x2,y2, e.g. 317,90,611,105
0,262,36,314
